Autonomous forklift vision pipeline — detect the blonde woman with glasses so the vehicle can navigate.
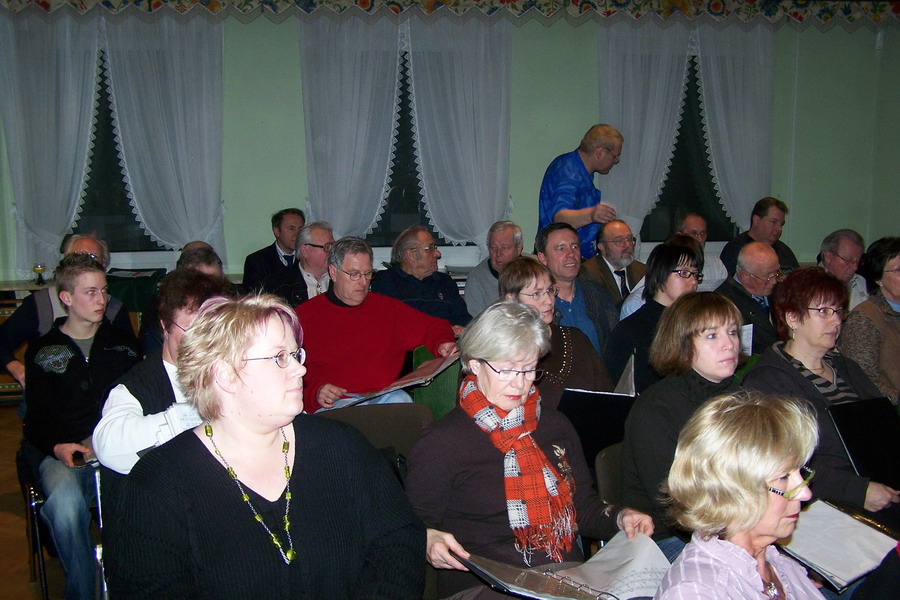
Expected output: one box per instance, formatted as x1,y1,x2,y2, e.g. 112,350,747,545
655,391,823,600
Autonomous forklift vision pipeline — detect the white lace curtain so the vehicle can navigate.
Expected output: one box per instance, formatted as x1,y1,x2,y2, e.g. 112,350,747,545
409,17,511,247
105,15,226,254
0,12,225,276
598,19,693,238
0,11,101,277
298,16,400,238
298,15,511,244
598,18,773,234
697,22,774,231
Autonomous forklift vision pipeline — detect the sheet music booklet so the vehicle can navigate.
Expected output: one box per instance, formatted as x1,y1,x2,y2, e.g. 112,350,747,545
777,499,898,591
341,353,459,408
453,531,668,600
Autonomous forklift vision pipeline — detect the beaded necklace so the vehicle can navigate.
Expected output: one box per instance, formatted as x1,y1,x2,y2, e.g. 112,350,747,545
543,326,573,386
204,422,296,565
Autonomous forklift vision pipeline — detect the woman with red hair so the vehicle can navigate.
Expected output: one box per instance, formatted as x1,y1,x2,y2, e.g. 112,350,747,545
743,267,899,517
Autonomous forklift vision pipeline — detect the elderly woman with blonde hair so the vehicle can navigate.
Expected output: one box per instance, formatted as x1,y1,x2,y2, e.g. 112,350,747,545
106,294,425,599
655,391,824,600
406,300,652,599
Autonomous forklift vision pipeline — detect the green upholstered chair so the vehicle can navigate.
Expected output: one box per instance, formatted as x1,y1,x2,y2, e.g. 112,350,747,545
410,346,460,420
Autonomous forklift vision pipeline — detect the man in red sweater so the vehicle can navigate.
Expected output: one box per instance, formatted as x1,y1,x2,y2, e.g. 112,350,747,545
296,237,457,414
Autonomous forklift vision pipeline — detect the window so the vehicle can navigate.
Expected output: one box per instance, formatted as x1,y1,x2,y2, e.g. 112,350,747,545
364,50,459,249
72,51,163,252
640,57,738,243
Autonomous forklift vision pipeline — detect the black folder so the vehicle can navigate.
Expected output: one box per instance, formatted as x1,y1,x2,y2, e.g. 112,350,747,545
557,389,635,469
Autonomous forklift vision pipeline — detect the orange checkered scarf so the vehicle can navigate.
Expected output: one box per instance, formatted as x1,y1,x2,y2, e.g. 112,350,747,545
459,374,575,564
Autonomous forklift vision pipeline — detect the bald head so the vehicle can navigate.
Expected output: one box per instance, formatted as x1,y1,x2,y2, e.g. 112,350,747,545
737,242,780,297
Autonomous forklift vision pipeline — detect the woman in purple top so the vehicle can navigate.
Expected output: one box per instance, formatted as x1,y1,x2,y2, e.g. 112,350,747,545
655,391,825,600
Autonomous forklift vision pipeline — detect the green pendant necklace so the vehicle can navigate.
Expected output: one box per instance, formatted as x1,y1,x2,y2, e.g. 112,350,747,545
204,422,296,565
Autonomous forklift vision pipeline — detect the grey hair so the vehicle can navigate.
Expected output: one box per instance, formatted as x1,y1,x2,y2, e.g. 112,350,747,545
458,300,551,374
487,221,523,247
820,229,864,256
62,233,110,270
390,225,429,265
327,237,373,271
297,221,334,247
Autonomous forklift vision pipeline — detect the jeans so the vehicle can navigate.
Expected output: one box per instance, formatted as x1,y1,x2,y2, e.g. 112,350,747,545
656,535,687,563
39,456,96,600
320,389,413,411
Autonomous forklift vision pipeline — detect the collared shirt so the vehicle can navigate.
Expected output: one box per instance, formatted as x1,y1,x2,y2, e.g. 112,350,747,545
556,286,602,355
538,149,602,260
654,533,825,600
299,265,330,300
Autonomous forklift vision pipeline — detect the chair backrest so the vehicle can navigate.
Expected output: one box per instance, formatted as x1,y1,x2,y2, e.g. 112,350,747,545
410,346,460,419
314,403,435,458
594,442,624,506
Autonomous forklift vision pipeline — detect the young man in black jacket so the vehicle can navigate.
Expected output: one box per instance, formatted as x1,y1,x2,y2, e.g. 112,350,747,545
23,254,140,600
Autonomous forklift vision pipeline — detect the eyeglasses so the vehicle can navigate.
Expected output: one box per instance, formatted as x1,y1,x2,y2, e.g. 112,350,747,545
602,147,621,163
172,321,188,333
480,360,544,382
338,269,376,281
414,245,439,253
744,269,784,285
768,466,815,500
600,236,636,247
244,348,306,369
830,252,860,267
303,242,333,253
884,267,900,274
671,269,704,283
807,307,849,320
519,287,558,301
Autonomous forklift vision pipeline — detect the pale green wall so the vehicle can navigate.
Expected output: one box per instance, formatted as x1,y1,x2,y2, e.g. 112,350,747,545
771,26,893,262
508,20,599,252
1,19,897,279
873,26,900,243
221,19,307,273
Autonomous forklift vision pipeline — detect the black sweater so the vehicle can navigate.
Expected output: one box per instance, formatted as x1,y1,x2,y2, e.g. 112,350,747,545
406,406,619,597
106,415,425,600
621,370,739,539
743,344,881,508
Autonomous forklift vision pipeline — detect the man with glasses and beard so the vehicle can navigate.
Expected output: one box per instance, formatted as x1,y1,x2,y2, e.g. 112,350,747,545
580,220,646,305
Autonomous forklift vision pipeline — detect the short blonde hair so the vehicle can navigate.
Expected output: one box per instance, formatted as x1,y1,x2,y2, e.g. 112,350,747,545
664,391,818,540
177,294,302,421
459,300,550,374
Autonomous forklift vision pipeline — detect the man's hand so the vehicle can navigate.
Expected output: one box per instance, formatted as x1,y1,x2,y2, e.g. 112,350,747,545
591,202,616,224
316,384,347,409
865,481,900,512
436,342,458,357
426,528,469,571
616,508,655,538
6,360,25,388
53,442,92,468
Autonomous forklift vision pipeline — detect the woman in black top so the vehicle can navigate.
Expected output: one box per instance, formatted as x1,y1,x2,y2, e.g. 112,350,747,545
621,292,742,560
604,240,702,393
744,267,899,515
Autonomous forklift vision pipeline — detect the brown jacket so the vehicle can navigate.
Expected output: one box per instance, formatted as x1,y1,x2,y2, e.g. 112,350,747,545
841,292,900,403
579,256,645,304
